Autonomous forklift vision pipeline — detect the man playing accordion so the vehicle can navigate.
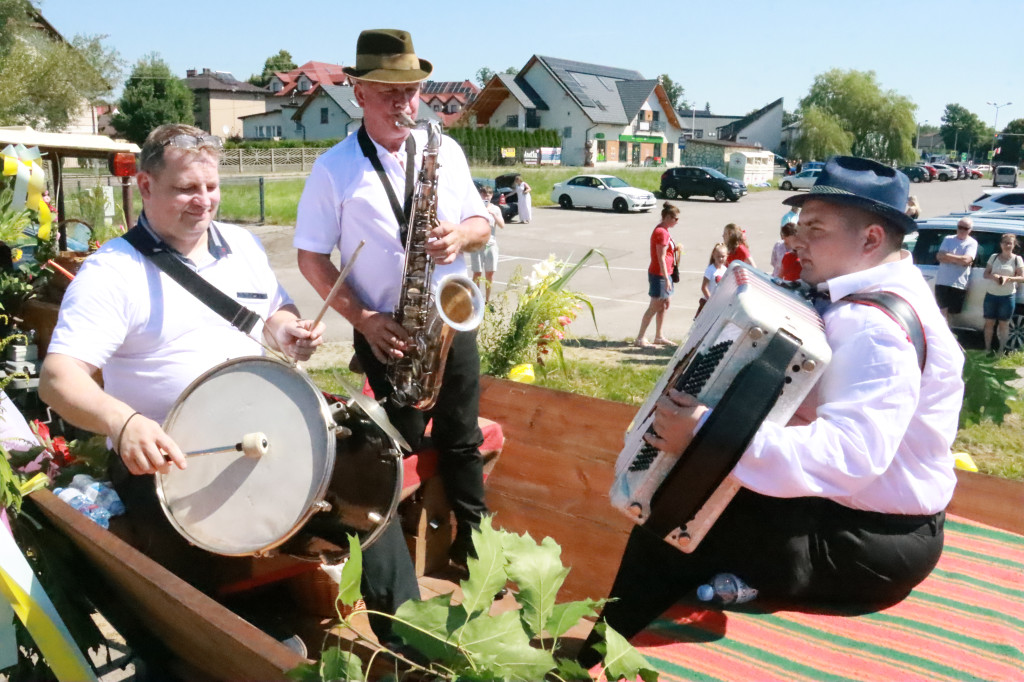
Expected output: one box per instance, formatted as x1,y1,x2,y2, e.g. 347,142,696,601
580,156,964,665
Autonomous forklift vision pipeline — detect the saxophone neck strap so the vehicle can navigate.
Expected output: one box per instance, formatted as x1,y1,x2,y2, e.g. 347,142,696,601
357,125,416,246
123,222,261,335
841,290,927,371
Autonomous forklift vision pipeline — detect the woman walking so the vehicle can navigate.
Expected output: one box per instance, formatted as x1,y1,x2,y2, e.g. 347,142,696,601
982,233,1024,355
635,202,680,348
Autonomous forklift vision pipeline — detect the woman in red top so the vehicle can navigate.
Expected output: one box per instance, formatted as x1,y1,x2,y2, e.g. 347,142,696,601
635,202,680,348
723,223,757,268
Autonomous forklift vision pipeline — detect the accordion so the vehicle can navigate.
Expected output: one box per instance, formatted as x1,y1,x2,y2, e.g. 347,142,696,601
610,262,831,552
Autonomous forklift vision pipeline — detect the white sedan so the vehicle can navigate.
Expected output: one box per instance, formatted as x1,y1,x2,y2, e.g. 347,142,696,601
550,174,656,212
778,169,821,191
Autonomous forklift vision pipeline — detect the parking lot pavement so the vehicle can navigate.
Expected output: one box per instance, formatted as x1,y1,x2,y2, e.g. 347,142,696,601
257,178,988,346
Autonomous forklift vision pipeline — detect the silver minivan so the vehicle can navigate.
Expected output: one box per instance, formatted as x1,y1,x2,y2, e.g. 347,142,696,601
993,165,1019,188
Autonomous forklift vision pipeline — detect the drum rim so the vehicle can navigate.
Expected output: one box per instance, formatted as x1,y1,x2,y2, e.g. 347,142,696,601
154,355,337,556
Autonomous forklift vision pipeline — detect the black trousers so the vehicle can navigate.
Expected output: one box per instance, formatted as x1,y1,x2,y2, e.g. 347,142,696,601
581,489,944,665
353,328,488,541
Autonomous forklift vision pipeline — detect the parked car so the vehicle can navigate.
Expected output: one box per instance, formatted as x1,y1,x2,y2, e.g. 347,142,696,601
779,169,822,191
918,164,937,181
659,166,747,202
968,167,984,179
967,188,1024,212
899,166,929,183
912,215,1024,350
930,163,959,181
473,176,518,223
993,165,1019,188
801,161,826,171
551,174,656,212
974,164,992,174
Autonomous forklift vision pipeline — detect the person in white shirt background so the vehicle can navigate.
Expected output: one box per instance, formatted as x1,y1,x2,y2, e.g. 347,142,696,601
579,156,964,664
981,232,1024,356
934,216,978,324
470,183,504,302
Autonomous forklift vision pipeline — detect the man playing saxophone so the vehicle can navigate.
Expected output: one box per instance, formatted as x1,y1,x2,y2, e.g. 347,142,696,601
295,29,492,639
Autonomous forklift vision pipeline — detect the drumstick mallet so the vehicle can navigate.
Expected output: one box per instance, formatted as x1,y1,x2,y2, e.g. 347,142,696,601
185,432,269,459
295,240,366,368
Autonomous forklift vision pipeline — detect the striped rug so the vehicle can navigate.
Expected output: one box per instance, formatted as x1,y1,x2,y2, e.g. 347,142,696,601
633,515,1024,681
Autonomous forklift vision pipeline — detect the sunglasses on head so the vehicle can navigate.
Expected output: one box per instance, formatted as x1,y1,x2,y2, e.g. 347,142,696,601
162,134,223,151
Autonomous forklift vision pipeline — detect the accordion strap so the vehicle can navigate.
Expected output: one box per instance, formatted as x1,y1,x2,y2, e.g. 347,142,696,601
842,291,926,371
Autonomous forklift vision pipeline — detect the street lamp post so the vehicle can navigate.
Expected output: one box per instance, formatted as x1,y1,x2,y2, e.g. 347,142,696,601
915,120,927,153
987,101,1012,157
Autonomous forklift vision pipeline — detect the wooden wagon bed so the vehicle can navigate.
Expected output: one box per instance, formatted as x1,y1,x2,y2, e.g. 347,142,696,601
28,376,1024,681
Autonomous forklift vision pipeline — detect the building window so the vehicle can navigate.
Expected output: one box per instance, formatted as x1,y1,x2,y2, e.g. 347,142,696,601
433,104,442,112
653,143,662,159
596,140,606,162
506,114,518,128
256,126,263,137
563,126,572,139
618,142,628,162
695,130,703,139
666,143,674,162
276,126,283,137
320,107,329,124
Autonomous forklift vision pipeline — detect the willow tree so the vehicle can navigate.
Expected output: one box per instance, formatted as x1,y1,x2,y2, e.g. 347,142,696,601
798,69,916,164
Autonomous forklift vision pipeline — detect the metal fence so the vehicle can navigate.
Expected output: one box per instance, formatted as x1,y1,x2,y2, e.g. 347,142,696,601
219,148,330,174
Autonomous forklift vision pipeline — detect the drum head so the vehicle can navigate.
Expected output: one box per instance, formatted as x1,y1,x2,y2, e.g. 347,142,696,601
156,357,335,556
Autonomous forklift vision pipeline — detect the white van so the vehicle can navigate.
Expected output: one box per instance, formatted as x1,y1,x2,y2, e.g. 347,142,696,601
993,165,1019,188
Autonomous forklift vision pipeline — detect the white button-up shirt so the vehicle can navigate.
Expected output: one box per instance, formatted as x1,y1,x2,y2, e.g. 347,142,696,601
294,128,486,313
734,253,963,515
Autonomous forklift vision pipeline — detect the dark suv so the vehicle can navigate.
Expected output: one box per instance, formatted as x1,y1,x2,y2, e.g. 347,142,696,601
660,166,747,202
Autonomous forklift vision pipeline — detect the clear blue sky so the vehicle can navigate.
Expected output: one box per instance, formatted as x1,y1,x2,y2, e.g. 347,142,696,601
38,0,1022,131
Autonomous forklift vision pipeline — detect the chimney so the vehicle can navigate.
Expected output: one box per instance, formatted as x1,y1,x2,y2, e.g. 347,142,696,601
202,68,211,76
186,69,196,78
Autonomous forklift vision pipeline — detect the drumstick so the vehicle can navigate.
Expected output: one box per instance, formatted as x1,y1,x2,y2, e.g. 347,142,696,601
312,240,366,329
185,432,269,459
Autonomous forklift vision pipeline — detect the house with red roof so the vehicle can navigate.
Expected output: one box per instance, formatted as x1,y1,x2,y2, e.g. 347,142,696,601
267,61,350,98
419,81,479,127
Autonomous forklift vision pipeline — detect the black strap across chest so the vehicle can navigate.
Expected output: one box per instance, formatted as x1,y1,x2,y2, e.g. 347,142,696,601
123,224,261,334
841,291,927,371
357,125,416,246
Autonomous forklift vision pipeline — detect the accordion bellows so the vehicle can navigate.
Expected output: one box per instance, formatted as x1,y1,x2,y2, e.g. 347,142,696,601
611,262,832,552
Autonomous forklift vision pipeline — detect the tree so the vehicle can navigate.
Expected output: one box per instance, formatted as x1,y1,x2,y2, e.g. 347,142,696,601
247,49,296,87
0,0,122,130
994,118,1024,165
793,106,853,161
939,104,988,155
798,69,916,163
782,109,799,127
657,74,686,111
475,66,518,88
111,54,194,146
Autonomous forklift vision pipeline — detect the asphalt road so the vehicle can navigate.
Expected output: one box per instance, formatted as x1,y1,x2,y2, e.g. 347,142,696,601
254,176,990,345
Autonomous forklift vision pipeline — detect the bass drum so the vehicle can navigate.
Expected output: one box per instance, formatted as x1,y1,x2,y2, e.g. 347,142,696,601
156,356,402,564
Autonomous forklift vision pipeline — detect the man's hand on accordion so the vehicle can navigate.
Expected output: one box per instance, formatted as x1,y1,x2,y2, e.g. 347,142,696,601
646,389,709,455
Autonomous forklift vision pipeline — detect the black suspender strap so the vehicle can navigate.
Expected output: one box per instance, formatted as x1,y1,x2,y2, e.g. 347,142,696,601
123,223,261,335
357,125,416,245
842,291,927,371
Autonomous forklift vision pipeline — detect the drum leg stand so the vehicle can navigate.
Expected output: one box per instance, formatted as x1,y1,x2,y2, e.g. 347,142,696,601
400,478,454,577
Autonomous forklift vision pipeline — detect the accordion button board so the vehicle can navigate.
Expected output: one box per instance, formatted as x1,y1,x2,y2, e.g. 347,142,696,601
610,262,832,552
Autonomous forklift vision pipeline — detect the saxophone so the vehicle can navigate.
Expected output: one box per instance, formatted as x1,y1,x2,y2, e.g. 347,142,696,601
386,117,484,410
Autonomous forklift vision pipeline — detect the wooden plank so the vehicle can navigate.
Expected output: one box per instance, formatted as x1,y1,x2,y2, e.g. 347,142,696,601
29,489,307,681
478,376,1024,603
948,469,1024,535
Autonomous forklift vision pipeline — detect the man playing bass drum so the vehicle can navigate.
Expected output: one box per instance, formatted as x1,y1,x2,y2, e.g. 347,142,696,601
580,156,965,666
294,29,494,631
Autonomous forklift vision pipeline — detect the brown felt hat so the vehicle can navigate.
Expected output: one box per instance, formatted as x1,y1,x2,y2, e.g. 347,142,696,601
343,29,433,83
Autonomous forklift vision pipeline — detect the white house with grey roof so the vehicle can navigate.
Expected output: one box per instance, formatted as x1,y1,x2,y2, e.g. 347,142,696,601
461,55,685,167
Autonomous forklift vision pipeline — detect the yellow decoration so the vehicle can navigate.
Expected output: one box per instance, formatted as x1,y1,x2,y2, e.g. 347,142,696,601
1,145,46,214
508,363,535,384
0,525,97,681
953,452,978,472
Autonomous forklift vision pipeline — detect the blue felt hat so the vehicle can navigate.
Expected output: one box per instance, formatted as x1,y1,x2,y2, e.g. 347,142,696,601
782,156,916,234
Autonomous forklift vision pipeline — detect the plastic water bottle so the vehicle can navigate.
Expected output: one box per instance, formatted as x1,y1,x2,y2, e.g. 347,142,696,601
696,573,758,605
54,487,111,529
70,474,126,516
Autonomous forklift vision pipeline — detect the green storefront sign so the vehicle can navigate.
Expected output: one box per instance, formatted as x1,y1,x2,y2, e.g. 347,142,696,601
618,135,661,144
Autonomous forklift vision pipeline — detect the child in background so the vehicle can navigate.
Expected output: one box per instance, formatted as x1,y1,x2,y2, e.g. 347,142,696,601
777,222,802,281
696,243,728,318
724,223,756,268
